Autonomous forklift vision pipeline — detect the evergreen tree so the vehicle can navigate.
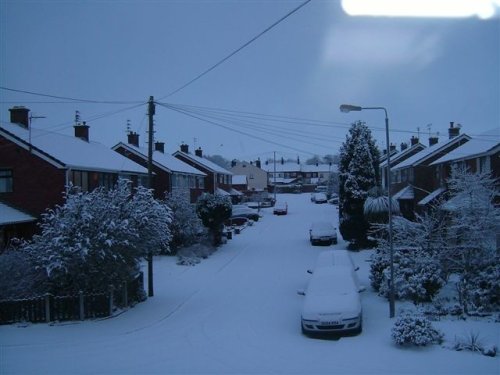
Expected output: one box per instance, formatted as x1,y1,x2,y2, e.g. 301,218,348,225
338,121,380,248
196,193,232,245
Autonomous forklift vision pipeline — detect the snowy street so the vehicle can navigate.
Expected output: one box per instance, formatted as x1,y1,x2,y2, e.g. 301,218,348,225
1,193,498,374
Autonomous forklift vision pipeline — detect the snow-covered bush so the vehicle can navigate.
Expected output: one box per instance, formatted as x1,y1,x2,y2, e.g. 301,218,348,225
338,121,380,247
371,215,446,303
0,248,49,299
453,331,497,357
196,193,232,245
165,190,205,252
441,167,500,314
391,313,443,346
21,180,172,294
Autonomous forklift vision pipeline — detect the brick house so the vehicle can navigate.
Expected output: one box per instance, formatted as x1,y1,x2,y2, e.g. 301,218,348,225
389,123,470,219
173,145,233,195
0,106,148,242
113,132,206,202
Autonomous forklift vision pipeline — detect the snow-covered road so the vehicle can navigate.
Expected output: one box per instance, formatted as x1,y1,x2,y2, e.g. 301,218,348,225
1,193,498,374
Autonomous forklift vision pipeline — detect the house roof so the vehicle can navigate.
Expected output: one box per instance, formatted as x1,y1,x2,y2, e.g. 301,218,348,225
215,187,230,196
0,122,148,175
262,162,337,173
392,134,471,171
430,129,500,165
417,187,446,206
393,185,414,200
262,162,301,173
112,142,205,176
380,143,426,168
0,202,36,225
174,151,232,175
232,175,248,185
301,164,337,173
229,188,243,196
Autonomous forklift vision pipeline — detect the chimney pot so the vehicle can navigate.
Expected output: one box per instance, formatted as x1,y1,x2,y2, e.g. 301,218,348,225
154,141,165,153
180,144,189,153
410,136,419,146
429,136,439,146
9,106,30,128
195,147,203,157
74,121,90,142
256,158,261,168
400,142,408,151
127,132,139,147
448,121,460,139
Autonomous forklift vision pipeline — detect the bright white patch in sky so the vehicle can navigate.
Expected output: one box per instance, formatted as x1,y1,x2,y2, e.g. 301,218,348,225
342,0,500,19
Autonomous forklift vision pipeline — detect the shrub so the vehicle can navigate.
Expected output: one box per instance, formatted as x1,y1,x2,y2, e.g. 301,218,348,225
453,331,497,357
391,313,443,346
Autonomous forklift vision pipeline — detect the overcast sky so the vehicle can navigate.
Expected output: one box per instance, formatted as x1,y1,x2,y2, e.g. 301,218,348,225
1,0,498,162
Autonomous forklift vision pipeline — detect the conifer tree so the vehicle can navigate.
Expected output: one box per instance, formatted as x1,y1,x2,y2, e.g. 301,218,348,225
338,121,380,248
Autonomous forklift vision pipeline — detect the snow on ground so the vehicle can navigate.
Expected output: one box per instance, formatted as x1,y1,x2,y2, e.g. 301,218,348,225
0,193,498,374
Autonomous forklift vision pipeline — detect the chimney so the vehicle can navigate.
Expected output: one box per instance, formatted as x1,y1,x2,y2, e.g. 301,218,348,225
316,162,319,167
429,136,439,146
231,159,237,168
74,121,90,142
195,147,203,157
400,142,408,151
390,144,396,153
127,131,139,147
180,143,189,153
448,121,460,139
256,158,261,169
281,157,284,165
410,136,419,146
9,106,30,128
154,141,165,153
297,156,300,164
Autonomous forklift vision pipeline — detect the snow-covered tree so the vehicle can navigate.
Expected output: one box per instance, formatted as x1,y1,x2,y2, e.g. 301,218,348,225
165,190,205,252
21,180,172,294
371,213,446,304
339,121,381,248
196,193,232,245
441,166,500,313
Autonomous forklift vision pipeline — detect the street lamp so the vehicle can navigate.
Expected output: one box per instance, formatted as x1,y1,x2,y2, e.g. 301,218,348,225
339,104,396,318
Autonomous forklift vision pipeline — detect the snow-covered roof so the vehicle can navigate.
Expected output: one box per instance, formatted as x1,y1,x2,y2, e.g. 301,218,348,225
269,177,299,185
417,187,446,206
0,202,36,225
392,134,470,171
430,129,500,165
301,164,337,173
0,122,148,175
215,188,230,196
262,162,301,173
232,175,247,185
229,188,243,196
393,185,414,200
112,143,205,176
380,143,426,168
174,151,232,175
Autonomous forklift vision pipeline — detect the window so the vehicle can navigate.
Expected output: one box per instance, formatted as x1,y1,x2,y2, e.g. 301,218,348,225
249,173,254,179
479,156,490,173
71,170,90,192
0,169,13,193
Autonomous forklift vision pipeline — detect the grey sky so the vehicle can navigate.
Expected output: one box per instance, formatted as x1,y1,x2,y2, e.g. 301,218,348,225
1,0,498,162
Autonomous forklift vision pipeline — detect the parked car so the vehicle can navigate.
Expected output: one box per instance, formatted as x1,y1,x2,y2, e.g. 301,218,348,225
312,192,327,204
260,197,276,207
299,267,363,336
307,250,362,290
273,201,288,215
328,193,339,205
231,205,260,221
309,221,337,245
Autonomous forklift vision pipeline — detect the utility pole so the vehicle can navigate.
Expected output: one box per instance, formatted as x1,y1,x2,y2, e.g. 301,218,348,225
273,151,277,201
147,96,155,297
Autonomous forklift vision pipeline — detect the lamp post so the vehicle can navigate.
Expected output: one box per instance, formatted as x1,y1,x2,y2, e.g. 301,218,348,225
339,104,396,318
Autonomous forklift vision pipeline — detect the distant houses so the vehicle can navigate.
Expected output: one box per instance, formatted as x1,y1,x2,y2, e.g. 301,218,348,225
113,132,206,202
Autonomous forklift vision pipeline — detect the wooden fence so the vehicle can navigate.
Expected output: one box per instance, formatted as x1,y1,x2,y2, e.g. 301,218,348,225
0,272,144,325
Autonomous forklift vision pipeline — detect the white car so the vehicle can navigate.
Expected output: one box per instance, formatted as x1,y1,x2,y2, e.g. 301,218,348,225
299,267,363,336
307,250,362,291
273,201,288,215
312,192,327,204
309,222,337,245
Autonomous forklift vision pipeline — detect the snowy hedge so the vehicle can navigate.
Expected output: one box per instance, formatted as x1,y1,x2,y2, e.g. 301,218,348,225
21,180,172,294
196,193,232,245
391,313,443,346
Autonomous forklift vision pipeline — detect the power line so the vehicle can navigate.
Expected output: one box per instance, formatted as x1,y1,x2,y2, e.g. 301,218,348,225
157,0,312,100
0,86,143,104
